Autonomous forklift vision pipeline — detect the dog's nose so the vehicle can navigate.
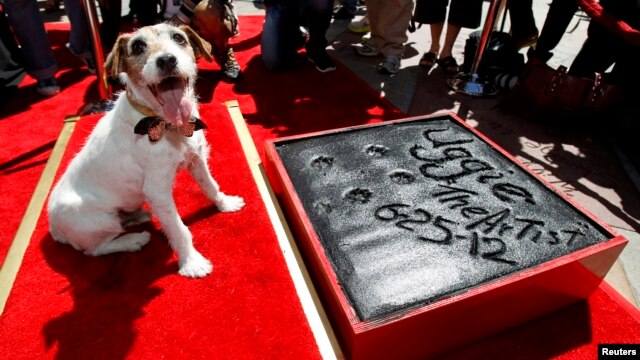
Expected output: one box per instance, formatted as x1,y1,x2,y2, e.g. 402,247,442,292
156,54,178,73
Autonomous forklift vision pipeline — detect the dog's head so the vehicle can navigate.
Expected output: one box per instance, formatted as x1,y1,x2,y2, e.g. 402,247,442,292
105,23,212,126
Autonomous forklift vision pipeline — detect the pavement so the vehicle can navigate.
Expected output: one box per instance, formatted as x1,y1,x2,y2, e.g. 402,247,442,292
42,0,639,307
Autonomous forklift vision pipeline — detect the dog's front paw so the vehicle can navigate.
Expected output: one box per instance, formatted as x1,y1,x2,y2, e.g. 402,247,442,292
215,194,245,212
178,251,213,278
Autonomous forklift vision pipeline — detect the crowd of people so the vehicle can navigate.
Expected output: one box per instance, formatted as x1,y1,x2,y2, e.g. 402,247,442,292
0,0,639,104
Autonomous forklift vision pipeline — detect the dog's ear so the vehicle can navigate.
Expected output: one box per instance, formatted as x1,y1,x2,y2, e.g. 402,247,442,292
179,25,213,62
104,34,131,78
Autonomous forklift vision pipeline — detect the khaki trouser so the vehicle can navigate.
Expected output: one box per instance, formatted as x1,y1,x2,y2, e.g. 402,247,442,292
366,0,415,56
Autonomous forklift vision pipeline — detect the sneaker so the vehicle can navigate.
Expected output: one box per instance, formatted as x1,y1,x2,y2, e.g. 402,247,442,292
334,7,355,20
307,48,336,73
66,43,96,74
378,53,401,75
353,40,381,57
217,47,242,82
36,77,61,97
348,15,370,34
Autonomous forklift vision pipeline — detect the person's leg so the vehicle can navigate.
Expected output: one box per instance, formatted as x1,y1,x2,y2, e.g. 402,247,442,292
301,0,335,71
569,23,617,79
0,3,26,101
370,0,413,57
610,43,640,92
62,0,93,62
530,0,578,61
436,23,461,72
99,0,122,51
416,0,446,65
439,0,482,71
507,0,538,45
439,24,460,59
191,0,241,80
362,0,384,51
428,22,443,54
261,3,300,71
365,0,413,74
3,0,58,81
302,0,332,53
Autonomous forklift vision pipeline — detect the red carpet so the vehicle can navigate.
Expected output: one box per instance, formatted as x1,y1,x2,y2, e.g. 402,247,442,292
1,16,639,359
445,282,640,358
0,106,321,359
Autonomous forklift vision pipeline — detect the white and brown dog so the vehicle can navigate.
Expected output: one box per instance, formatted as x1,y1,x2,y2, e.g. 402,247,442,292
47,23,244,278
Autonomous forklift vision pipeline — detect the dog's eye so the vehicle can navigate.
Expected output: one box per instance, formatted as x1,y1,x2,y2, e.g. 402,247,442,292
131,39,147,56
172,33,187,46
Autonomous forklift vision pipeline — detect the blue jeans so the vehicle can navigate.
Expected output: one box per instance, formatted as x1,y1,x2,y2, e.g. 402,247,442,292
4,0,92,80
261,0,333,71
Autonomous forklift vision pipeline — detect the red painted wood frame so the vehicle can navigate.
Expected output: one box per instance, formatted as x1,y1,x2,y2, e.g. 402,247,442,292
264,113,628,359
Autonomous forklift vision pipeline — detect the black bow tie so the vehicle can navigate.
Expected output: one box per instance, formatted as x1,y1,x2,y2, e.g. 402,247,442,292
134,116,207,142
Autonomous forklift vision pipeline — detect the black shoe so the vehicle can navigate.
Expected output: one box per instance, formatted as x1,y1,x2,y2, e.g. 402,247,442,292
217,47,242,82
334,7,355,20
36,77,60,97
307,48,336,73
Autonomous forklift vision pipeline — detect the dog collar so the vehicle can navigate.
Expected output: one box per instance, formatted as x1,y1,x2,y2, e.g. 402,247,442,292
127,90,157,117
127,91,207,142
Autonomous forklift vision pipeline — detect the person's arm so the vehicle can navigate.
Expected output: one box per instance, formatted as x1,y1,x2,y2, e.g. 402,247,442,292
577,0,640,46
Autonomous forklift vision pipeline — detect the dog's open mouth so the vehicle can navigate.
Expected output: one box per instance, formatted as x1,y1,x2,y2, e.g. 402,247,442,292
149,76,192,126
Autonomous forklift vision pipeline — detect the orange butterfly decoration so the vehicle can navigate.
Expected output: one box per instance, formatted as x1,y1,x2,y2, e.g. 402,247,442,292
134,117,208,142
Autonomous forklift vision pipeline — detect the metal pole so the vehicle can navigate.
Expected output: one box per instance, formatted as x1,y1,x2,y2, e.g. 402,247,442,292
81,0,111,101
447,0,504,97
469,0,501,75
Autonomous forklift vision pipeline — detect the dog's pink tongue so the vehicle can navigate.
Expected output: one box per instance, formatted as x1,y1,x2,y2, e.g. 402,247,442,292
159,80,191,126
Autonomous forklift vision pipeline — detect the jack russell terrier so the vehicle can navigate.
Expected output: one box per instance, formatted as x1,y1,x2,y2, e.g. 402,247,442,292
47,23,245,278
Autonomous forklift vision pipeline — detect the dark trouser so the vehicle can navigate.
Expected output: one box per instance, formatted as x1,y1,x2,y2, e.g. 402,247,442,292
0,7,26,106
529,0,577,62
129,0,159,26
569,22,640,97
507,0,536,40
99,0,122,51
261,0,332,71
569,20,640,175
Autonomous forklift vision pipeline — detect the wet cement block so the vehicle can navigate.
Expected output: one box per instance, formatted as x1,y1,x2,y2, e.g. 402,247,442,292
275,116,609,321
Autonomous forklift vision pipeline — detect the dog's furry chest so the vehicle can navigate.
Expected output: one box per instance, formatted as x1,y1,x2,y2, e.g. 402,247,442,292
64,103,200,210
